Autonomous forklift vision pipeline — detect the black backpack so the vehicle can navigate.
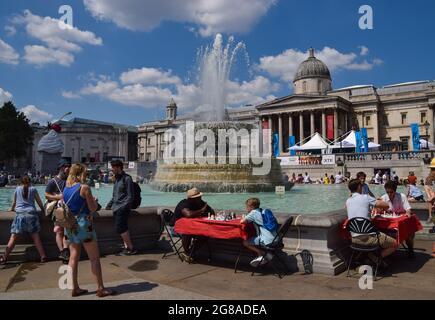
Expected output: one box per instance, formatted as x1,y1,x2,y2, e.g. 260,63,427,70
123,174,142,209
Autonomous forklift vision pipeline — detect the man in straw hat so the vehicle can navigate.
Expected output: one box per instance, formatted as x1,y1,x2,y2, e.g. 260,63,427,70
424,158,435,223
173,188,214,262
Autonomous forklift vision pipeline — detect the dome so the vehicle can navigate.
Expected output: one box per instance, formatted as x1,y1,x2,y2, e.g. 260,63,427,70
293,48,331,83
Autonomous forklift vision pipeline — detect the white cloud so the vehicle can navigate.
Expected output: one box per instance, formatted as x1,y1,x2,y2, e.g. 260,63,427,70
0,87,13,105
120,67,181,85
24,45,74,67
0,38,19,65
359,45,369,56
83,0,276,37
20,105,53,124
62,91,81,99
13,10,102,67
5,25,17,36
258,46,383,83
226,76,280,106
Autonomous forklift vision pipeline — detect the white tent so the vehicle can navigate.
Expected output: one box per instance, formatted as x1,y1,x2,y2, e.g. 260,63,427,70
419,139,435,150
332,130,380,149
289,132,331,151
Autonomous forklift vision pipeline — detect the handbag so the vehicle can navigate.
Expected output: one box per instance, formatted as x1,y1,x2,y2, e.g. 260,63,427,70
45,177,63,217
54,186,85,229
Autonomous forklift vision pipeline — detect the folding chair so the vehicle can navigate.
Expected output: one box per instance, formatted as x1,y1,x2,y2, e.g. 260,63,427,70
346,217,383,281
246,216,294,279
161,209,183,261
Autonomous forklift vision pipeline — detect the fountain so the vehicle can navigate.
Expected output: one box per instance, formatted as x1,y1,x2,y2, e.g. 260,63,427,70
151,34,293,193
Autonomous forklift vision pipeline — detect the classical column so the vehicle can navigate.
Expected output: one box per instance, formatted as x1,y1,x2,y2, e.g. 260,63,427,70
334,109,338,140
156,133,160,160
310,111,315,135
268,116,273,155
428,106,434,144
144,134,148,161
278,114,283,154
299,113,304,142
372,111,379,144
322,109,326,138
344,112,348,133
288,113,293,137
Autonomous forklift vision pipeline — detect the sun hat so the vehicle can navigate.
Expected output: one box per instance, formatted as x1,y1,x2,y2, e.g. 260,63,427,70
187,188,203,199
57,158,71,169
429,158,435,169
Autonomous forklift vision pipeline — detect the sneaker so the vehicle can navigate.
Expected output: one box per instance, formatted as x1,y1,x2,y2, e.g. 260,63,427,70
250,256,264,267
265,253,274,261
58,249,70,261
119,248,138,256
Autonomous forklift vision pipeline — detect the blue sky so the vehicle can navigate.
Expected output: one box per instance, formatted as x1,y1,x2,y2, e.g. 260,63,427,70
0,0,434,126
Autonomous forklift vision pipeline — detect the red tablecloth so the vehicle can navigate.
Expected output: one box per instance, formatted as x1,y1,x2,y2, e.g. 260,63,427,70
174,218,255,240
340,214,423,244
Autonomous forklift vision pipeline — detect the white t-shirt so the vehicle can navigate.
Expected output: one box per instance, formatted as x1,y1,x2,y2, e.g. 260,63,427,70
303,175,311,183
380,193,411,214
335,174,343,184
374,173,381,184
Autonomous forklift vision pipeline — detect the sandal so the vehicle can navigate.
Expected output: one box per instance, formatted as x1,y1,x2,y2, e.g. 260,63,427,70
40,256,48,263
71,288,89,297
96,288,117,298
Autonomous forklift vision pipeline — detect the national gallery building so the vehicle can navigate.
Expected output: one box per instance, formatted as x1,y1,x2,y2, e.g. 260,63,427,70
138,49,435,161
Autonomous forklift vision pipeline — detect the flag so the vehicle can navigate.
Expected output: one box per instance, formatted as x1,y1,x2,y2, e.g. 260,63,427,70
411,123,420,151
272,133,280,157
361,128,369,152
289,135,296,156
355,130,362,153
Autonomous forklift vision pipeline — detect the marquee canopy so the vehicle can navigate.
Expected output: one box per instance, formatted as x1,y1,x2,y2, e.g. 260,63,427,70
288,132,332,150
331,130,380,149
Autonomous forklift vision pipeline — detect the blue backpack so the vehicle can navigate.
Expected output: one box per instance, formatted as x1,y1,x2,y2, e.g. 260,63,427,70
259,208,278,232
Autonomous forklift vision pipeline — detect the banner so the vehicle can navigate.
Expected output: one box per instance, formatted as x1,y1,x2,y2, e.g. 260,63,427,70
361,128,369,152
321,154,336,165
272,133,280,158
355,130,362,153
411,123,420,151
326,115,334,140
289,135,296,156
278,156,299,166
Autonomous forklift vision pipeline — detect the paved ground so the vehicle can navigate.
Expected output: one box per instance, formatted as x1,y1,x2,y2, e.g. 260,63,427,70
1,240,434,300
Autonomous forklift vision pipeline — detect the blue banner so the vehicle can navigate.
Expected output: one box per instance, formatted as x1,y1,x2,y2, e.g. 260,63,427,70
361,128,369,152
272,133,280,157
411,123,420,151
355,130,362,153
289,135,296,156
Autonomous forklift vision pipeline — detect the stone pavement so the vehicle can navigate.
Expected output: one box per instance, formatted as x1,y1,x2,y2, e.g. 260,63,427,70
0,240,434,300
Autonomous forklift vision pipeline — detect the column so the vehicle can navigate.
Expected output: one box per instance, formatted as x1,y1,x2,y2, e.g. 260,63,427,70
268,116,273,155
322,109,326,138
428,106,434,144
156,133,159,160
278,114,283,154
144,134,148,161
288,113,293,137
299,113,304,142
372,111,379,144
334,109,338,140
344,112,348,133
310,111,315,135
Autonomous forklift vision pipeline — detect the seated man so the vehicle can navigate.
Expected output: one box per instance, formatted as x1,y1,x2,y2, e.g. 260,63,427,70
240,198,277,267
174,188,214,262
380,180,415,258
405,179,425,202
346,179,398,265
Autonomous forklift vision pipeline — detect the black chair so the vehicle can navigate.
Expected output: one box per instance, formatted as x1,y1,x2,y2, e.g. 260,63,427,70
234,216,293,279
161,209,183,261
346,217,383,281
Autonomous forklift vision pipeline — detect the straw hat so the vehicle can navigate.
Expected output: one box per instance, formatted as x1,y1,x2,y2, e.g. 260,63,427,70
187,188,203,199
429,158,435,169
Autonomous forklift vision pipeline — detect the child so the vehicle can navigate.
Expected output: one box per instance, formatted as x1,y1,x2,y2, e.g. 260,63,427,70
240,198,278,267
0,176,47,264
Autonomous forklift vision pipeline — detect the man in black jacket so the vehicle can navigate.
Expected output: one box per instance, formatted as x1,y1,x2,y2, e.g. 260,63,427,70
106,160,137,255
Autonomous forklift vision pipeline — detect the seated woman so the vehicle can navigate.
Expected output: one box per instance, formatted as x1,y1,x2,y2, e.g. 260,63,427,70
0,176,47,264
405,179,425,202
379,180,415,258
173,188,214,262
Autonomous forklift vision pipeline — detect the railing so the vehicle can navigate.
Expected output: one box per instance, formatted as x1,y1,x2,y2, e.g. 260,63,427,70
335,150,434,164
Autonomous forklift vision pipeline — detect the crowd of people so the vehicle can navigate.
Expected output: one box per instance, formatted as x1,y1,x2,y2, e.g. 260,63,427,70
287,171,348,185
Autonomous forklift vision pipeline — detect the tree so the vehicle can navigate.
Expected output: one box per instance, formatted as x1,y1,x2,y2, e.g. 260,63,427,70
0,101,34,162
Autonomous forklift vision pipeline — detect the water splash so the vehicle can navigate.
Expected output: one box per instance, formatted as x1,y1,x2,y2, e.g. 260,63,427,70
195,34,248,121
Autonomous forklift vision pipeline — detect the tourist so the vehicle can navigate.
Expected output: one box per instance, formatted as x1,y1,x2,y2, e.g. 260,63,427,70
297,174,304,184
335,172,344,184
330,174,335,184
303,172,312,184
323,173,330,185
374,170,382,184
240,198,277,267
106,160,137,255
382,171,390,185
63,164,116,298
345,179,398,264
408,171,417,185
357,172,375,197
0,176,47,264
291,173,296,183
391,171,398,182
173,188,214,262
405,179,425,202
380,180,415,258
0,171,9,187
424,159,435,223
45,159,71,262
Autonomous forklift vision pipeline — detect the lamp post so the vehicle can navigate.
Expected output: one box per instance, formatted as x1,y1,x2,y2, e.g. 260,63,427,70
424,120,430,150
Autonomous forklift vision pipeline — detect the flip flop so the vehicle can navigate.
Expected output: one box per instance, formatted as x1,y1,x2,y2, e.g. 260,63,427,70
71,288,89,297
0,255,6,265
96,289,117,298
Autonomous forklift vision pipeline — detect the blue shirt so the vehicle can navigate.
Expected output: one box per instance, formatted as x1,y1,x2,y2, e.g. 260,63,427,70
15,186,37,214
346,193,377,220
63,184,90,216
408,185,423,198
245,209,277,245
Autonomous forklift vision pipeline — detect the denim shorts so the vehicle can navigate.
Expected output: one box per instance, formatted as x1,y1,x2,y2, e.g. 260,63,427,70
65,214,97,244
11,212,41,234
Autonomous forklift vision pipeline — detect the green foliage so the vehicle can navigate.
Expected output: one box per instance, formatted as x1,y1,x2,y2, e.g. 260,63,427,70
0,101,34,161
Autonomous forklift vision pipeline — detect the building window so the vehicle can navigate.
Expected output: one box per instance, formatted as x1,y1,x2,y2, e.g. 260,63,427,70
400,136,409,150
318,80,322,93
148,138,151,145
401,113,407,125
146,153,151,161
421,112,427,124
383,113,389,126
302,81,307,93
365,116,371,127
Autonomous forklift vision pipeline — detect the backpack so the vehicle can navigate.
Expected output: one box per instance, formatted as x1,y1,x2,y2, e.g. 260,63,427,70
123,174,142,209
54,186,84,229
259,208,278,232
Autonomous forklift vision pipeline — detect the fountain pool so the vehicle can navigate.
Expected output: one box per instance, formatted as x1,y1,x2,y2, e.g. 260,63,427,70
0,184,414,214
